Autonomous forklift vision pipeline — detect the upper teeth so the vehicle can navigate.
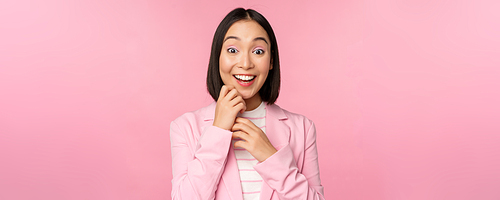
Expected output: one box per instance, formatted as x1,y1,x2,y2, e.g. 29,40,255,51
234,75,255,81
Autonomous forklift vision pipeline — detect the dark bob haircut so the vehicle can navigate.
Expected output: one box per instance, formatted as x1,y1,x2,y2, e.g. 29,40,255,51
206,8,280,105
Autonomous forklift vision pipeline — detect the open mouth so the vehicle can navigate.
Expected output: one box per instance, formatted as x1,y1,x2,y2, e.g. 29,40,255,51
233,75,256,83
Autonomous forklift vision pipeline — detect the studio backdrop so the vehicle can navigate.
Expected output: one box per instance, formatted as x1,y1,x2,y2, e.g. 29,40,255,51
1,0,499,199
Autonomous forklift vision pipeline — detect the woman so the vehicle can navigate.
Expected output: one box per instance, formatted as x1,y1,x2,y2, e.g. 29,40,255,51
170,8,325,200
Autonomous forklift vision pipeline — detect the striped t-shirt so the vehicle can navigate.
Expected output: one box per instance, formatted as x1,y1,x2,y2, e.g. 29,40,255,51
233,101,266,200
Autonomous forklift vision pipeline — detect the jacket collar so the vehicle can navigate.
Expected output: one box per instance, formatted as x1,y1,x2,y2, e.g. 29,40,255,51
203,101,288,121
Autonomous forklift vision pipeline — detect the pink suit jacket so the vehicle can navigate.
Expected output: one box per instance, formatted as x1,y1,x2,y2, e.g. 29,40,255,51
170,102,325,200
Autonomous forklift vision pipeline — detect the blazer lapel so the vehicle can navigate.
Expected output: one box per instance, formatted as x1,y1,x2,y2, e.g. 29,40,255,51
203,102,244,200
260,103,290,200
221,147,244,199
264,103,290,148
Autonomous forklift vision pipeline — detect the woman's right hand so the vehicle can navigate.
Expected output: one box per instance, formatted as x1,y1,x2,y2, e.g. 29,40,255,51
213,85,247,130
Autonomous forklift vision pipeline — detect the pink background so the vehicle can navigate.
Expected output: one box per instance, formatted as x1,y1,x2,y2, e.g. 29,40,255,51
1,0,499,199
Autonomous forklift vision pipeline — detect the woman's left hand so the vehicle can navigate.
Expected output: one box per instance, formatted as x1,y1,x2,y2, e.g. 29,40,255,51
231,117,277,162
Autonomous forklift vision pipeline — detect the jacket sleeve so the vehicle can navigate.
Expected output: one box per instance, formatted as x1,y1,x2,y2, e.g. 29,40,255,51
254,120,325,200
170,120,233,200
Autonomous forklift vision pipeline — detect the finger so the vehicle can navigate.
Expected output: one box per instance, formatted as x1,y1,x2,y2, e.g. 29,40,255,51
233,102,245,113
225,85,236,91
232,131,250,141
220,85,238,100
231,122,255,136
229,95,243,106
240,99,246,113
224,89,239,102
233,140,248,150
235,117,259,131
230,95,246,109
235,102,246,114
235,117,250,124
218,85,229,101
229,96,246,113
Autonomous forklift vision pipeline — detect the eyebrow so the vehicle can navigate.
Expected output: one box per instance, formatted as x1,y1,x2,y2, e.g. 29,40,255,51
223,36,268,44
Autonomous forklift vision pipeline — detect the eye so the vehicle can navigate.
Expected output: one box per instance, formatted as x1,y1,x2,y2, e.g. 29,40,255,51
227,47,238,54
253,49,265,55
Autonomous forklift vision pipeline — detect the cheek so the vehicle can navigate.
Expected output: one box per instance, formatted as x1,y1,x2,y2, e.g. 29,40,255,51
258,60,271,77
219,54,234,72
219,61,230,75
260,71,270,82
218,57,233,85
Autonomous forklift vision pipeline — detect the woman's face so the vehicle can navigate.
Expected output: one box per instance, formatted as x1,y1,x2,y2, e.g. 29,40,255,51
219,19,272,101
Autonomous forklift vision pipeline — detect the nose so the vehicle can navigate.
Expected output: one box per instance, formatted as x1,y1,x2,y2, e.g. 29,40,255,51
237,52,254,70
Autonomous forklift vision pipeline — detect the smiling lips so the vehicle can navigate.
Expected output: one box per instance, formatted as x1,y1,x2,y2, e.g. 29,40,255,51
233,74,256,87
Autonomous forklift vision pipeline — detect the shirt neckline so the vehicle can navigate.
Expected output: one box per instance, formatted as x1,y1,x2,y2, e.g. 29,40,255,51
243,101,265,113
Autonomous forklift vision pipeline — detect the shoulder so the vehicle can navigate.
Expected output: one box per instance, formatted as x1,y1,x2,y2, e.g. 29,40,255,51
269,103,315,129
269,104,318,148
171,102,215,126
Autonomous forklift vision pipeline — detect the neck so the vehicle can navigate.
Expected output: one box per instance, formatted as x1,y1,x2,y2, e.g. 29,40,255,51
244,94,262,111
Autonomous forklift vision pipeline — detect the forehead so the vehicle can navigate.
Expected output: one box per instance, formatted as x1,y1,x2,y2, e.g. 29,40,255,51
224,20,269,41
